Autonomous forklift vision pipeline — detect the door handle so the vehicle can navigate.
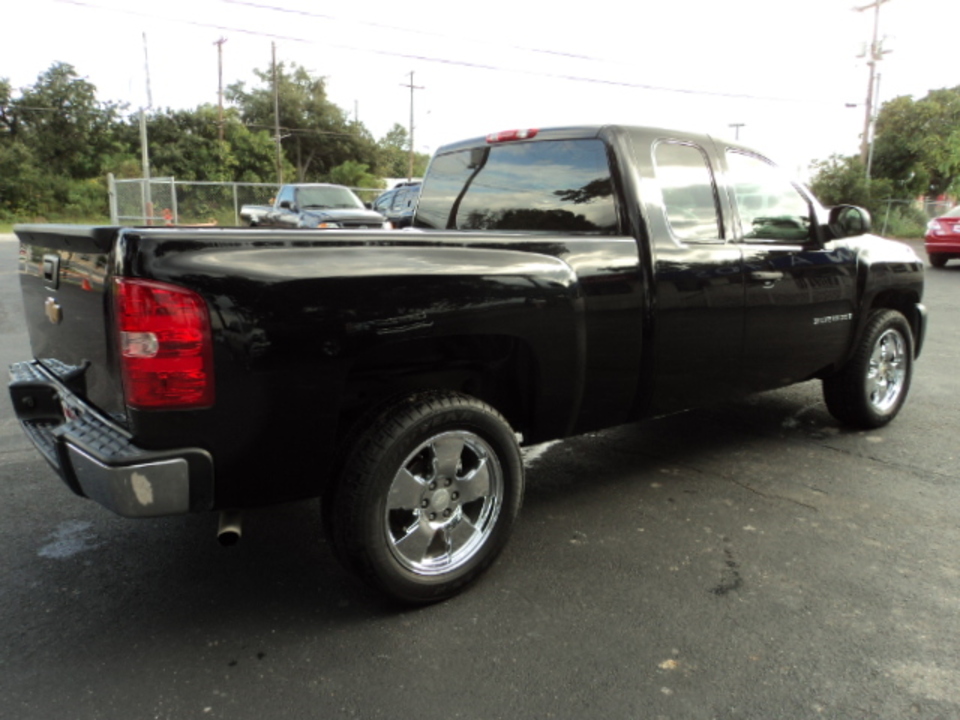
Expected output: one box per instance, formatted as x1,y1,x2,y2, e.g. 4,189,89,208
750,271,783,286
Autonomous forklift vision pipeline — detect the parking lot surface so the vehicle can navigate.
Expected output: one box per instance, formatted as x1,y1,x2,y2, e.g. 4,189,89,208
1,234,958,719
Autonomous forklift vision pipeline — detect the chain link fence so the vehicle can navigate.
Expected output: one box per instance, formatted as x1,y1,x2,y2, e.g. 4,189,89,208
876,198,955,237
920,198,955,219
108,176,384,226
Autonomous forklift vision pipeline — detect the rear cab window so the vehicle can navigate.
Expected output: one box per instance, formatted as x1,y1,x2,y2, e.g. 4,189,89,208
652,141,723,243
415,138,620,234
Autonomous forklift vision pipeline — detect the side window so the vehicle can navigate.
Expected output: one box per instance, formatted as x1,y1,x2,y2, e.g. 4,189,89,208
276,186,295,207
404,187,421,209
392,189,411,212
653,141,722,242
415,139,619,234
726,151,811,242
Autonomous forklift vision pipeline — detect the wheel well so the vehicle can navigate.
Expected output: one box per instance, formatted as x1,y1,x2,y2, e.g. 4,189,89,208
869,290,923,350
338,335,538,438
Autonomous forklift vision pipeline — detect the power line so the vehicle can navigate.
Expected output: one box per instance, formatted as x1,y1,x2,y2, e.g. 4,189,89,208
48,0,821,105
221,0,615,65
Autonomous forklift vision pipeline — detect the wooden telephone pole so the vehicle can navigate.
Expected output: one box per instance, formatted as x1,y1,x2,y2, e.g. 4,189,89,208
401,72,424,181
214,37,227,143
856,0,892,169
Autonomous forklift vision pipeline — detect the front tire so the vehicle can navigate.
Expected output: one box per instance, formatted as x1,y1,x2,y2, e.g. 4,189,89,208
822,309,913,429
327,391,523,604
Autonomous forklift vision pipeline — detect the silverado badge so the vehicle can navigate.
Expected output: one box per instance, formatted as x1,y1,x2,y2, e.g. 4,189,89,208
44,297,63,325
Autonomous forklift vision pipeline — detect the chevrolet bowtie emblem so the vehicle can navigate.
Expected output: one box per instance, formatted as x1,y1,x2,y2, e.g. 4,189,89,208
44,297,63,325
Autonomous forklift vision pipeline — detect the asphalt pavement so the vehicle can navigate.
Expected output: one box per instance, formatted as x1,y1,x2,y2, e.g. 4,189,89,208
1,233,958,719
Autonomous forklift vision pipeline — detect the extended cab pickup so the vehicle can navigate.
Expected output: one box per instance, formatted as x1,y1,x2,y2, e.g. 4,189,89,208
8,125,926,603
240,182,389,229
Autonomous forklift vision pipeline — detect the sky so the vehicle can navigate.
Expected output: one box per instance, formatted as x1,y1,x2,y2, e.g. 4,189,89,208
2,0,958,177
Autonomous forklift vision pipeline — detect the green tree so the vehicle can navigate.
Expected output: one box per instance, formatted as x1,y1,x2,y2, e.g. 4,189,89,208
328,159,382,189
227,63,379,182
0,78,16,137
377,123,429,178
809,154,893,218
0,65,117,219
872,86,960,198
130,105,281,182
12,62,124,179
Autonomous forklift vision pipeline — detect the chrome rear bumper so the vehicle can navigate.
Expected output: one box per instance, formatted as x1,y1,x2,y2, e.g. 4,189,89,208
9,360,214,518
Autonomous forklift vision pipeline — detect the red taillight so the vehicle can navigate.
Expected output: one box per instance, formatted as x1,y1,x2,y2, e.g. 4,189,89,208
114,278,215,410
486,129,539,143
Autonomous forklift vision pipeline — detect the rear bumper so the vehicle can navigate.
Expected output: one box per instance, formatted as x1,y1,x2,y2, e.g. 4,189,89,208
924,234,960,255
8,360,214,518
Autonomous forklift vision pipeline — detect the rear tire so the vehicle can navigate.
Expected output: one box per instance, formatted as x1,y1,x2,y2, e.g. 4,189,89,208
928,253,947,268
326,391,523,604
822,309,913,429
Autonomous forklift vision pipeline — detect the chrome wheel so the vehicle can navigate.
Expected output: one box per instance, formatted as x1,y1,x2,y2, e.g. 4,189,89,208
866,327,907,413
328,391,523,603
385,430,504,576
823,309,914,429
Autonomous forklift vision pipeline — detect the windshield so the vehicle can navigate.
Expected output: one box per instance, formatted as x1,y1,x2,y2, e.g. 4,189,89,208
944,206,960,218
296,186,364,210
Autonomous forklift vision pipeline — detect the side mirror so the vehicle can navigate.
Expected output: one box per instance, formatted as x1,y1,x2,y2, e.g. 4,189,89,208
279,200,294,210
828,205,871,238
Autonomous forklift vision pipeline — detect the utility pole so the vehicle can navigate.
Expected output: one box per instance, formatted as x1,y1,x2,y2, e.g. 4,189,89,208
728,123,745,141
214,37,227,143
866,73,881,180
141,32,154,223
401,72,424,181
856,0,892,168
272,42,283,184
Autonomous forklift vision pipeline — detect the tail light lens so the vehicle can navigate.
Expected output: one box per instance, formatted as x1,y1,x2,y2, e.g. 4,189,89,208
114,278,215,409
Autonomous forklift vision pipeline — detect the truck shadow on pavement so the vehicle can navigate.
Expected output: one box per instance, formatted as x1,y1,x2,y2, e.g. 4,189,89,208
22,380,852,630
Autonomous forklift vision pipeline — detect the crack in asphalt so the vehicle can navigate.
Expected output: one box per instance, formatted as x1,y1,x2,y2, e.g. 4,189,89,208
723,476,820,512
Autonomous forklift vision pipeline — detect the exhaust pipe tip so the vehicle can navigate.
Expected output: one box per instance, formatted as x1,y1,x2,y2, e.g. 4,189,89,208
217,510,243,547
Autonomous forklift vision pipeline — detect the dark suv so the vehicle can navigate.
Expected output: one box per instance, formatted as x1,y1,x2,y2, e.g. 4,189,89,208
373,182,421,228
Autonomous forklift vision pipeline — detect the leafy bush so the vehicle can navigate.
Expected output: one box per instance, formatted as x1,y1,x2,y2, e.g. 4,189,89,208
877,203,927,238
809,154,895,219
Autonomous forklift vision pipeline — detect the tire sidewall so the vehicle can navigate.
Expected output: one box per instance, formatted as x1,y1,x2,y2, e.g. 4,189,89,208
857,311,913,427
345,395,523,603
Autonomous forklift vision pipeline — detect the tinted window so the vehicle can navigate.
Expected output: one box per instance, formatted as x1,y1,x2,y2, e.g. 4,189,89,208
653,141,721,242
726,151,811,242
393,187,416,212
374,191,394,212
415,139,618,233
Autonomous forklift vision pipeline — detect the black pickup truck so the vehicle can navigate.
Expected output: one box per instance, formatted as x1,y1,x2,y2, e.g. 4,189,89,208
239,183,389,229
8,125,926,603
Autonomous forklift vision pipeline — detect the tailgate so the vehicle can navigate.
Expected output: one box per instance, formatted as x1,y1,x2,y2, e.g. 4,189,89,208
14,225,126,421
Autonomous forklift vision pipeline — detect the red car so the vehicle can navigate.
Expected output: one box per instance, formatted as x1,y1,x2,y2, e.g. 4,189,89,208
925,206,960,268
